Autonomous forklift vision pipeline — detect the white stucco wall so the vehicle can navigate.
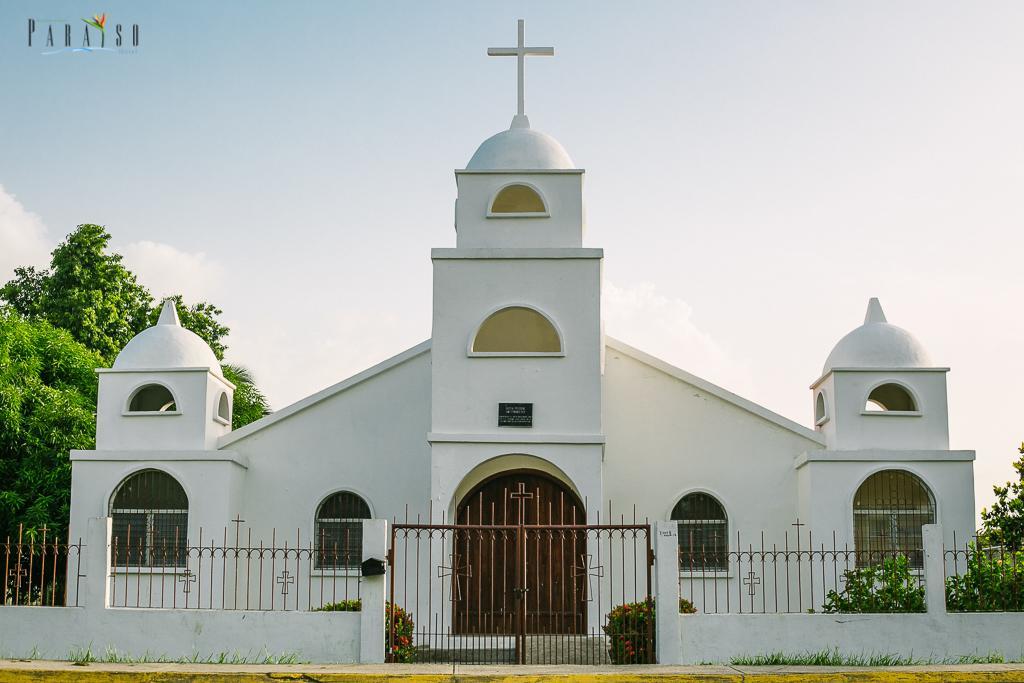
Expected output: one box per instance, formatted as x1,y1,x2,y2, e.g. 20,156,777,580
795,450,976,547
679,613,1024,664
0,607,360,663
431,251,603,437
454,171,585,249
223,345,432,534
814,370,950,450
602,341,824,534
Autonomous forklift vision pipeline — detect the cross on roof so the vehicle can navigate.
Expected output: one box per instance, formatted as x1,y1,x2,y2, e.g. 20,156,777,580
487,19,553,118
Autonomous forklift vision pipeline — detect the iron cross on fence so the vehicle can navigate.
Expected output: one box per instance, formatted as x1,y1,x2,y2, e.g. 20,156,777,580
277,569,295,600
231,515,245,546
743,569,761,597
487,19,553,117
178,568,196,594
437,553,472,601
8,564,27,592
510,482,534,525
574,553,605,603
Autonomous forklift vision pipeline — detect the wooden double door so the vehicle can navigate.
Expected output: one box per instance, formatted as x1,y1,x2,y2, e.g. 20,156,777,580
452,469,588,635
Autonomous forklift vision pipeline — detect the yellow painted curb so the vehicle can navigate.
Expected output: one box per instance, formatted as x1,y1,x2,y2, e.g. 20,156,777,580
3,669,1024,683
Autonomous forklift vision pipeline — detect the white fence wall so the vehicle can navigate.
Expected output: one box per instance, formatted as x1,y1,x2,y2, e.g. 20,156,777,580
0,606,360,663
655,521,1024,665
1,517,385,664
679,612,1024,665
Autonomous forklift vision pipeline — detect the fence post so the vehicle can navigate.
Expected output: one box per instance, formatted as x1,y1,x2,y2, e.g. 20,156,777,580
360,519,388,664
654,520,682,664
82,517,111,612
922,523,946,614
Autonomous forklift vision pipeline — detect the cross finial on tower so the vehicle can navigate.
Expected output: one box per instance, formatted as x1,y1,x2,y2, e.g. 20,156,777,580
487,19,554,125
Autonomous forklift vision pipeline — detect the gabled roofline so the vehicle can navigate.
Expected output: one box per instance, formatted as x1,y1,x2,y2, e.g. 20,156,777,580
217,340,431,448
605,336,826,446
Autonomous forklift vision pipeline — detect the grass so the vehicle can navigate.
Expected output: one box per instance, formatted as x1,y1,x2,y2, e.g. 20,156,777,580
60,645,305,665
731,648,1009,667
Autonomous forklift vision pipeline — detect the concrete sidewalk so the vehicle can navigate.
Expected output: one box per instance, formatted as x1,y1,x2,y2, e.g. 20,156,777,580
3,661,1024,682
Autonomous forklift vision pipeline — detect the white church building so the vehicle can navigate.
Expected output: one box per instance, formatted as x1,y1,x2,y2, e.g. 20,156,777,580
65,24,976,622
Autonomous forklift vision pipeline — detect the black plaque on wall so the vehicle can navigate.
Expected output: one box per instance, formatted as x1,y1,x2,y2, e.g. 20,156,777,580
498,402,533,427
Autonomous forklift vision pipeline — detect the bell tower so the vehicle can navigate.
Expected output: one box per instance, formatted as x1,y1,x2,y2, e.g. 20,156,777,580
428,20,604,529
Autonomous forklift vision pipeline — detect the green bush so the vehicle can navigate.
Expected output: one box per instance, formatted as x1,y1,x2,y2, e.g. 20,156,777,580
823,555,925,613
603,598,655,664
679,597,697,614
386,602,415,663
314,599,361,612
945,545,1024,612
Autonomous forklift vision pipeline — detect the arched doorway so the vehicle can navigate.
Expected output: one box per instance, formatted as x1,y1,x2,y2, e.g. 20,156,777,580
453,469,587,635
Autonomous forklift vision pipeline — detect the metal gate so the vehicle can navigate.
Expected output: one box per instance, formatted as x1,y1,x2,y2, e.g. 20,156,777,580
387,506,653,664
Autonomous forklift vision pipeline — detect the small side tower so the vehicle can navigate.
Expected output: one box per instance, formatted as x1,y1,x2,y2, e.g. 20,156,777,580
810,298,948,450
95,299,235,450
798,298,974,551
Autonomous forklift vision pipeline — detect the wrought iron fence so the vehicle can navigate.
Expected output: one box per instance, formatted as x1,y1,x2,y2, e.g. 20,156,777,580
109,524,361,611
944,532,1024,612
2,524,83,607
388,501,653,665
678,526,927,614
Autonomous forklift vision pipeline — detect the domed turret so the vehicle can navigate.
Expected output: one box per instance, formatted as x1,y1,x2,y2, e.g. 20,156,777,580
811,298,948,451
114,300,222,376
466,115,575,171
96,299,234,450
822,298,932,374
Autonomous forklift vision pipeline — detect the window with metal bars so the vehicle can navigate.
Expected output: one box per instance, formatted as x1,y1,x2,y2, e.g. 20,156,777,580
672,492,729,571
109,469,188,567
314,491,370,569
853,469,935,568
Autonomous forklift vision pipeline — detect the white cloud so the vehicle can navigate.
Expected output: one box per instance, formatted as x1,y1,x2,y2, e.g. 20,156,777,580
603,281,755,398
225,307,426,410
119,240,226,303
0,185,51,279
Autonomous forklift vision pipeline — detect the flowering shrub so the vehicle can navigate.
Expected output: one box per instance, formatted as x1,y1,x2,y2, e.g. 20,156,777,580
603,598,654,664
823,555,925,613
679,597,697,614
386,601,416,662
946,545,1024,612
314,599,361,612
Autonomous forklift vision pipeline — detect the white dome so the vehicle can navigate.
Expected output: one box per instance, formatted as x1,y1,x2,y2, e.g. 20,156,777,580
823,298,932,374
113,300,222,376
466,115,574,170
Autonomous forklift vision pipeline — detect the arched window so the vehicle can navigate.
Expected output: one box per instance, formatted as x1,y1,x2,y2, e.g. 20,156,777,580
314,491,371,569
672,492,728,571
109,469,188,567
815,392,827,425
864,383,917,412
471,306,562,354
488,184,548,216
128,384,177,412
854,470,935,568
216,392,231,423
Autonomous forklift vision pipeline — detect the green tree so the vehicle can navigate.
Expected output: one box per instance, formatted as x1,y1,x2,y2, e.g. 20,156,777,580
0,224,270,429
0,311,102,542
1,224,151,363
980,443,1024,551
221,363,270,430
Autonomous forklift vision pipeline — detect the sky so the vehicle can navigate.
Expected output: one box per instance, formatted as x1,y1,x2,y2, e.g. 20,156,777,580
1,2,1021,522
